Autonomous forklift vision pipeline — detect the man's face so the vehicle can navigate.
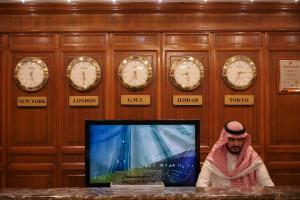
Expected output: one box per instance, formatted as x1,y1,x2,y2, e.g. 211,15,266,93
226,137,244,154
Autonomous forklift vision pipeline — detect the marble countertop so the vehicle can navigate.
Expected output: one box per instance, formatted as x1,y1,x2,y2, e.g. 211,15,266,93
0,187,299,200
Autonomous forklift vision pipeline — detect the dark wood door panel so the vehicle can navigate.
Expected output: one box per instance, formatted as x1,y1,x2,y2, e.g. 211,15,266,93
7,172,54,188
0,52,3,147
62,52,106,146
62,171,85,187
114,51,158,119
267,32,300,49
162,51,209,147
216,50,261,146
61,33,107,48
8,52,57,147
9,34,55,50
215,32,262,48
269,166,300,186
269,51,300,146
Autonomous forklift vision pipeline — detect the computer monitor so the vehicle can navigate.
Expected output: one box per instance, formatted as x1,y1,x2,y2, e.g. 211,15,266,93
85,120,200,187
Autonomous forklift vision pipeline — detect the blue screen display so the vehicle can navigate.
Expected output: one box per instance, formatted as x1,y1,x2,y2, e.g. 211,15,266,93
85,120,199,187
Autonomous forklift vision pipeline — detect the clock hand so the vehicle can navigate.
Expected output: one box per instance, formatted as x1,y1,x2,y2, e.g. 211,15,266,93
82,71,86,86
234,71,242,83
185,71,190,83
29,70,35,85
129,70,138,84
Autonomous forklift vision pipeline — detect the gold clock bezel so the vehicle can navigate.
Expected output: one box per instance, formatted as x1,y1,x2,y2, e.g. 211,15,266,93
170,56,205,91
14,57,49,92
118,56,152,90
66,56,101,91
222,55,257,91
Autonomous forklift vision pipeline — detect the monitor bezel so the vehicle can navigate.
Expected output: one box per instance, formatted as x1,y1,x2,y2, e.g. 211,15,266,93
85,119,200,187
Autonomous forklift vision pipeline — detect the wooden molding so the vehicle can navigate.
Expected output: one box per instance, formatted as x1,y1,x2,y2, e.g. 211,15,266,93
0,2,299,14
0,3,299,32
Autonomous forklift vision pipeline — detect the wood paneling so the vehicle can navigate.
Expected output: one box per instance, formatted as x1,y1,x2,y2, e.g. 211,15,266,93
215,49,261,146
62,171,85,187
8,52,56,147
268,51,300,145
62,52,105,145
265,32,300,186
7,172,53,188
61,33,107,48
0,2,300,187
112,33,159,119
215,33,262,48
9,34,55,49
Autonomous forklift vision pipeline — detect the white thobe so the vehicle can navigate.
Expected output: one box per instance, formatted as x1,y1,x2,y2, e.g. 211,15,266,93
196,152,275,187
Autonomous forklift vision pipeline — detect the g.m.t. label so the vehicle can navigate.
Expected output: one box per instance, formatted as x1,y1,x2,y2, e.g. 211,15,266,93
121,95,150,105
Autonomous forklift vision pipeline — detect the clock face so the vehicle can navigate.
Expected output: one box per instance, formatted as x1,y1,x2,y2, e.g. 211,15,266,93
67,56,101,91
14,57,49,91
118,56,152,90
222,55,257,90
170,56,204,90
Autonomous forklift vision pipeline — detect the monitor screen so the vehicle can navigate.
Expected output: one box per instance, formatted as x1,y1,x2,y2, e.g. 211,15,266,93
85,120,200,187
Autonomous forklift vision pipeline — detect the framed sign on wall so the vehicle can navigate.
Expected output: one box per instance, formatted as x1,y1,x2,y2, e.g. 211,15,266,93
279,60,300,93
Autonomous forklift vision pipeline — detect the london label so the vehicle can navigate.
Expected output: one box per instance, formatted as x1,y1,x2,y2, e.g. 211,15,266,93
69,96,99,106
173,95,202,106
224,95,254,105
17,96,47,107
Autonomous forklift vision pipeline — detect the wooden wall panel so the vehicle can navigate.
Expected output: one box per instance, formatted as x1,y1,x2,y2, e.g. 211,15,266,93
217,50,261,145
162,33,211,163
267,32,300,49
62,171,85,187
0,3,300,187
5,34,58,188
7,172,54,188
266,32,300,186
61,33,107,48
268,51,300,145
8,52,56,147
163,51,208,136
0,51,2,148
0,35,5,187
9,34,55,50
62,52,105,146
112,33,159,119
59,34,108,187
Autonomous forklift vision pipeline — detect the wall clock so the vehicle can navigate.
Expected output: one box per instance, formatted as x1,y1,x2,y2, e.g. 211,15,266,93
66,56,101,91
170,56,204,90
222,55,257,90
14,57,49,91
118,56,152,90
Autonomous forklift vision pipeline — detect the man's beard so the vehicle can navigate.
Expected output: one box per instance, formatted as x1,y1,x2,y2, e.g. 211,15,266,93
226,145,242,154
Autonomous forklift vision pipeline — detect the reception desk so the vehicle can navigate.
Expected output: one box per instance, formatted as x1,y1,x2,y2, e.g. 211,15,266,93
0,187,299,200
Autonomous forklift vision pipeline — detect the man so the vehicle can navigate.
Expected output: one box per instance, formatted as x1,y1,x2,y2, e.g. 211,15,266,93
196,121,274,187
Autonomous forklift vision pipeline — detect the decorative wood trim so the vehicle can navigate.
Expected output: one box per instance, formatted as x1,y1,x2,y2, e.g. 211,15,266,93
0,13,299,33
0,3,299,15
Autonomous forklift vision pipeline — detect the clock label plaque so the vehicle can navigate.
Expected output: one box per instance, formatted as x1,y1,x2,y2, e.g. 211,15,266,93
17,96,47,107
69,96,99,106
121,95,150,105
224,95,254,105
173,95,202,106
